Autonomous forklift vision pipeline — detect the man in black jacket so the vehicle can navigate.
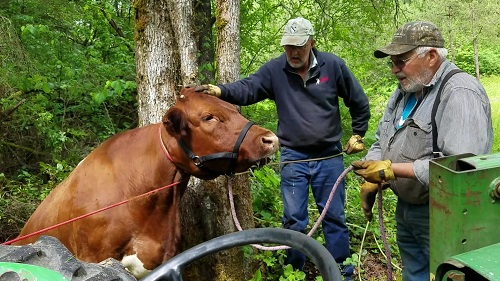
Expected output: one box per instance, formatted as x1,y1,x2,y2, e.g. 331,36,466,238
195,17,370,280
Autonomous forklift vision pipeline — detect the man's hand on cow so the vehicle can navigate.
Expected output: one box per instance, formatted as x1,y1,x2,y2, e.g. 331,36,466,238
351,159,395,183
180,84,199,95
343,134,364,154
194,84,221,97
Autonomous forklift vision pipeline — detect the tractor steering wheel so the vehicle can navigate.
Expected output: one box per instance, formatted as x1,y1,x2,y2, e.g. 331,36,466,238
142,228,342,281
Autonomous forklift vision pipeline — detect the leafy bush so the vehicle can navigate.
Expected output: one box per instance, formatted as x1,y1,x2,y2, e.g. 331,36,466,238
455,45,500,76
241,100,279,133
0,1,137,241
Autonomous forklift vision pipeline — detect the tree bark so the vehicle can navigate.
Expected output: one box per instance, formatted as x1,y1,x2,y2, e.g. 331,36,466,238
134,0,256,280
180,0,257,279
134,0,180,125
194,0,215,83
446,5,455,63
215,0,240,82
470,7,481,81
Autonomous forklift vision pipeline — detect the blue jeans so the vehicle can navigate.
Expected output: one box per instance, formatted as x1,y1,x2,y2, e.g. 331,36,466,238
396,199,430,281
280,145,353,278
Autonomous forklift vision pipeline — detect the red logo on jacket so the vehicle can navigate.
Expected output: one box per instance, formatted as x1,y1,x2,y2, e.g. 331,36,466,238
315,77,329,85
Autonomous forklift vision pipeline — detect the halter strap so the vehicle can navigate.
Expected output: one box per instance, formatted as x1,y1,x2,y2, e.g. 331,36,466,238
178,121,254,175
158,125,174,163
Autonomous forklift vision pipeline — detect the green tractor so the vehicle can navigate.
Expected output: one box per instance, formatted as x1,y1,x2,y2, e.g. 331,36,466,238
430,153,500,281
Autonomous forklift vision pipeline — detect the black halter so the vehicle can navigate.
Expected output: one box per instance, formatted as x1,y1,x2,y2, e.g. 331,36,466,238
178,121,254,175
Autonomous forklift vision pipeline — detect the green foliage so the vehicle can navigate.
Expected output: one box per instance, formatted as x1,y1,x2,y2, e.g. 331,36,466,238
454,45,500,76
248,162,402,280
249,269,262,281
241,100,278,132
91,79,137,105
249,249,286,281
250,166,282,228
481,76,500,153
280,265,306,281
0,0,136,240
343,253,361,268
238,0,399,78
249,264,307,281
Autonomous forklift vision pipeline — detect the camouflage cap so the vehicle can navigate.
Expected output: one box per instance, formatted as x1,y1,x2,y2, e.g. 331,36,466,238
280,17,314,47
374,21,444,58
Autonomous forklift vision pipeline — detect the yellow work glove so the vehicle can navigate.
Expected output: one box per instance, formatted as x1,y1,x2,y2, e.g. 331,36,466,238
343,135,365,154
360,181,389,221
351,160,396,183
194,84,221,97
360,181,379,222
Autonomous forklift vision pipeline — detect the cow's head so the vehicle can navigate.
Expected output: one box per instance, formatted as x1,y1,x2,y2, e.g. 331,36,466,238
163,90,279,179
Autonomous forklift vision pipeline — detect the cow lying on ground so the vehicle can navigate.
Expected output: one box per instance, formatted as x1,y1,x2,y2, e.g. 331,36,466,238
14,90,279,278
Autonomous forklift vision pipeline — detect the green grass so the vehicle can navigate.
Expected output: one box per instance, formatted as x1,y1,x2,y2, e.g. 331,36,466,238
481,75,500,152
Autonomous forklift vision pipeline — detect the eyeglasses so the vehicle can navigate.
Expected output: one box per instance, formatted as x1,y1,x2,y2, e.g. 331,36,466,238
387,51,423,69
284,43,309,52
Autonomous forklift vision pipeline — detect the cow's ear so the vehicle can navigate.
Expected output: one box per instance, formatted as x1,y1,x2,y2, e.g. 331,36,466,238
163,108,189,137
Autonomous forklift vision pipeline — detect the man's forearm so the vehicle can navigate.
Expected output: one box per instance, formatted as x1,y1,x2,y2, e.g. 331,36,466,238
391,162,416,179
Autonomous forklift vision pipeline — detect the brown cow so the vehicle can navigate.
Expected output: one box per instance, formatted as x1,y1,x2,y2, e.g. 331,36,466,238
14,90,279,278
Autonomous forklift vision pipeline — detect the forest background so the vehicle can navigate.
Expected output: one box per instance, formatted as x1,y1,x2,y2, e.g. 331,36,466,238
1,0,500,280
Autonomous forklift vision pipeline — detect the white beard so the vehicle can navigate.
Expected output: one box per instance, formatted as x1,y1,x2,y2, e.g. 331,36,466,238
400,68,434,92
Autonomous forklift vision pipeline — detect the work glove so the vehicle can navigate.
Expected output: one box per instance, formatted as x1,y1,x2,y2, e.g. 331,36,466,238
351,160,395,183
360,181,378,221
360,181,388,221
194,84,221,97
343,135,365,154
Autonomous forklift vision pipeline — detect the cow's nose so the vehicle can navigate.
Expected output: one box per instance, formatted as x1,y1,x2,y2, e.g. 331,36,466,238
261,134,279,152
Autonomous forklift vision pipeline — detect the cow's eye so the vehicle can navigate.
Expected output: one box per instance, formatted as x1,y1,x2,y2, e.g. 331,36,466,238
202,115,214,122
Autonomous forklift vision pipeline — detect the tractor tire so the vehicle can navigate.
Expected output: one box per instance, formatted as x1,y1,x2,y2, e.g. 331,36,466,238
0,236,136,281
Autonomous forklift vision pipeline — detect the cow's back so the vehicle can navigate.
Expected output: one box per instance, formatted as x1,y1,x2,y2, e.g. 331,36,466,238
15,124,186,266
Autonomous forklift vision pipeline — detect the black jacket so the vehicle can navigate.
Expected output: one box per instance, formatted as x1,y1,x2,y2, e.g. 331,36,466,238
219,48,370,151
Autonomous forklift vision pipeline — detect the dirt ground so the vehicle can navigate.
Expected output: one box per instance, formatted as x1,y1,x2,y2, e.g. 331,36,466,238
304,252,393,281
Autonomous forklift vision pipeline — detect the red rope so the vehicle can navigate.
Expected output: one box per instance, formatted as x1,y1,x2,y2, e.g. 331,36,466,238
2,180,184,245
158,124,174,162
3,124,181,246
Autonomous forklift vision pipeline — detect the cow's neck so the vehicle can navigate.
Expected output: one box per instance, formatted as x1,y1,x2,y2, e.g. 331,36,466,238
158,124,175,163
158,124,195,179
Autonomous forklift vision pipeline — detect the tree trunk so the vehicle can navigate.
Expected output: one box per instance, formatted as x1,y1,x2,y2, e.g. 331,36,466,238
470,7,481,81
216,0,240,82
134,0,180,125
446,5,455,63
133,0,256,280
180,0,257,279
194,0,216,83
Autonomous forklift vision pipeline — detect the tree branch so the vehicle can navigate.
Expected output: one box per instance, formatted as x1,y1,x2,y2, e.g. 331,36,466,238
0,140,47,155
100,7,133,53
0,98,26,121
100,7,125,38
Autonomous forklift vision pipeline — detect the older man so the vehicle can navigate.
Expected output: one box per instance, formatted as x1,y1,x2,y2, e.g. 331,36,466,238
195,17,370,280
352,21,493,281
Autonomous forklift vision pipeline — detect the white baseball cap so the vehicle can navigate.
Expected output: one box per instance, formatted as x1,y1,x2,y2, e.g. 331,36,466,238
280,17,315,46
